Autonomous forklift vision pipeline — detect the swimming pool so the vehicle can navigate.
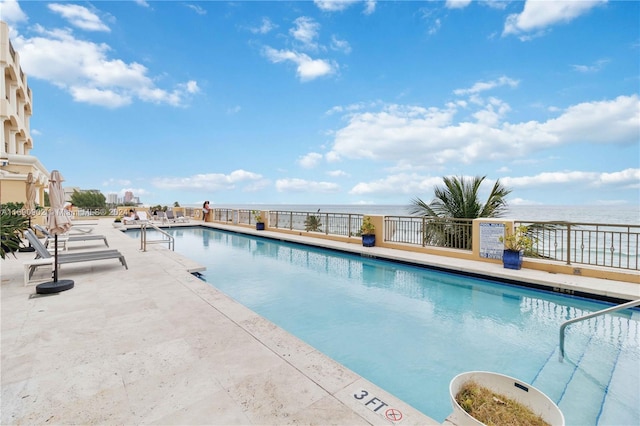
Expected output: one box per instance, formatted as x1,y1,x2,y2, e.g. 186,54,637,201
131,227,639,425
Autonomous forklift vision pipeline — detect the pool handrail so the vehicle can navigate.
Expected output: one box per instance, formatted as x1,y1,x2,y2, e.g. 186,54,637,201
559,298,640,360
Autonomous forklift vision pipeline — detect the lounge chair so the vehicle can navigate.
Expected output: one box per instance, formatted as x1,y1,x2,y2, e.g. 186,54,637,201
137,211,150,223
175,211,190,223
24,229,128,280
34,224,109,248
123,211,150,225
165,211,177,223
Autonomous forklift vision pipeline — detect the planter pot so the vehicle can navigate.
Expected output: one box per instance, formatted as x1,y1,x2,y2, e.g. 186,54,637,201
449,371,564,426
502,249,523,270
112,222,124,229
362,234,375,247
256,222,265,231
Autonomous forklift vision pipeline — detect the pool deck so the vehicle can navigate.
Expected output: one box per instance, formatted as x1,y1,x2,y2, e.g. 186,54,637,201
2,219,639,425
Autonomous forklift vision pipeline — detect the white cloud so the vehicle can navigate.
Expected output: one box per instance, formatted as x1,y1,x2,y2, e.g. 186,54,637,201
12,25,199,108
290,17,320,50
327,170,348,177
453,76,519,96
186,4,207,15
503,0,606,38
327,94,639,168
263,46,336,81
0,0,27,26
349,174,442,196
314,0,360,12
502,168,640,189
275,178,340,193
48,3,110,32
331,35,351,54
152,170,265,191
572,59,610,73
445,0,472,10
298,152,323,168
250,17,276,34
363,0,376,15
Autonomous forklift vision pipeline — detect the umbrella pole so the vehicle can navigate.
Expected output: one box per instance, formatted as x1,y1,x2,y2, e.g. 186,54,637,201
19,217,36,252
36,233,74,294
53,234,58,282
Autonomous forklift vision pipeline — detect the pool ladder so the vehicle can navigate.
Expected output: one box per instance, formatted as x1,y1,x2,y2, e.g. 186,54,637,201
559,298,640,360
140,222,174,252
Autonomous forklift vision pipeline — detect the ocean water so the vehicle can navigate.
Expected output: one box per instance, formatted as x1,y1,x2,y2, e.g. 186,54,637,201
202,204,639,225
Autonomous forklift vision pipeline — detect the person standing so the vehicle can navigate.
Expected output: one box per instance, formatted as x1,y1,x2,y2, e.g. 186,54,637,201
202,201,211,222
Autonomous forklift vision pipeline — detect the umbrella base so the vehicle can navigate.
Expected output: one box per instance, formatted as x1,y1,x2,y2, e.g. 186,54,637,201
19,247,36,252
36,279,75,294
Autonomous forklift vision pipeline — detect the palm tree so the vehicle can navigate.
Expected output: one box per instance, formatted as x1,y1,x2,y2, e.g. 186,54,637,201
410,175,511,218
1,204,29,259
409,176,511,249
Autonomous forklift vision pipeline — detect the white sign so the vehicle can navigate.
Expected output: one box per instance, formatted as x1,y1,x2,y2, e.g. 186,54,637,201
479,222,505,260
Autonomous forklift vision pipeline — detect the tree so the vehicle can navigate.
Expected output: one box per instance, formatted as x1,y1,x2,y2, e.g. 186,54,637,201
409,176,511,249
410,175,511,219
1,203,29,258
304,214,322,232
70,190,107,215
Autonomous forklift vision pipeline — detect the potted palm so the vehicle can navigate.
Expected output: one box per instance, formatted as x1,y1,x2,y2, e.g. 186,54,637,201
1,206,29,259
304,213,322,232
252,210,265,231
360,216,376,247
499,225,534,270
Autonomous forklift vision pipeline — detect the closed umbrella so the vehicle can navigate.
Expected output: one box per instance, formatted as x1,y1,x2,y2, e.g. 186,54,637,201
36,170,74,294
25,172,36,212
20,172,36,252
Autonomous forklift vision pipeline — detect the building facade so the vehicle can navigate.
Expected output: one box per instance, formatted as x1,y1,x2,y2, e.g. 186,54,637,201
0,20,48,207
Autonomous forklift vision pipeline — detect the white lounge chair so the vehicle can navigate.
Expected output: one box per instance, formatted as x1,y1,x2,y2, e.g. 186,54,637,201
175,211,190,223
34,224,109,248
24,229,128,280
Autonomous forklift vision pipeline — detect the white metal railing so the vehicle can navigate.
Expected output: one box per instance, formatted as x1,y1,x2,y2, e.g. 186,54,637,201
516,221,640,270
559,298,640,360
268,210,363,237
140,222,174,251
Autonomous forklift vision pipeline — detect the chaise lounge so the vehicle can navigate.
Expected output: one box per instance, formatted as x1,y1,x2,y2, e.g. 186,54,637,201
34,224,109,248
24,229,128,280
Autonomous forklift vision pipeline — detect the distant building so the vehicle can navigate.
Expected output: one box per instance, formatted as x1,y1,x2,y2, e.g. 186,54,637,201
107,193,118,204
124,191,133,203
0,21,49,206
64,187,80,203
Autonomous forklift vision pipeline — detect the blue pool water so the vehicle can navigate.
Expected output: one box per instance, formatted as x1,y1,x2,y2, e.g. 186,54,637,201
131,227,640,425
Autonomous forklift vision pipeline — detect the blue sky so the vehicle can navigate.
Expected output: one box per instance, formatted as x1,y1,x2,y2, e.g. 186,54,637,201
2,0,639,207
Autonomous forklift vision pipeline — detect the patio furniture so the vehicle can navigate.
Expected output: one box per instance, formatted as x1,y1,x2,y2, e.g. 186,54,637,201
34,224,109,248
24,229,128,280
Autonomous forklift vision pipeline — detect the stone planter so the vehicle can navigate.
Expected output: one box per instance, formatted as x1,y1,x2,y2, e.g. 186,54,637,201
448,371,564,426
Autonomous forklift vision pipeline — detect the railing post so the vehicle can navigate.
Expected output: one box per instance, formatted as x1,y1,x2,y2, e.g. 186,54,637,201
566,223,571,265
